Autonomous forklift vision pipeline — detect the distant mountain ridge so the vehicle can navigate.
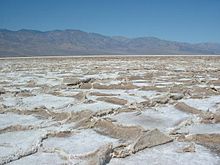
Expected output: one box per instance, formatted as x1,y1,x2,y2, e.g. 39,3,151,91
0,29,220,56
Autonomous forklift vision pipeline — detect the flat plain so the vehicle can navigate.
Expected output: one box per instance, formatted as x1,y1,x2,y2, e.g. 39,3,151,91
0,56,220,165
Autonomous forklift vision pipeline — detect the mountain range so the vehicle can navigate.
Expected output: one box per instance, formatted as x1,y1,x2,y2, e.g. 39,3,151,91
0,29,220,56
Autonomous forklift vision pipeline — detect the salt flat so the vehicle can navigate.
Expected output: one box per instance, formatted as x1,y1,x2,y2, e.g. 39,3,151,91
0,56,220,165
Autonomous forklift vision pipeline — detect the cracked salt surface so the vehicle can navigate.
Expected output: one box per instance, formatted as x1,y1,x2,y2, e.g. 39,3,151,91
111,105,189,132
2,96,18,107
21,94,75,110
0,130,45,158
2,94,76,110
133,82,150,87
43,129,119,155
91,89,158,100
177,123,220,134
182,96,220,113
8,152,66,165
65,100,121,112
84,72,119,79
0,113,46,130
109,142,220,165
1,56,220,164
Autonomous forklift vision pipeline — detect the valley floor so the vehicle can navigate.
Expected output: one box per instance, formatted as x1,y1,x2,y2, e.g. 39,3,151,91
0,56,220,164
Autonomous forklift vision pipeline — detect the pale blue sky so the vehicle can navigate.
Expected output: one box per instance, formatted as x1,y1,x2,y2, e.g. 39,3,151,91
0,0,219,43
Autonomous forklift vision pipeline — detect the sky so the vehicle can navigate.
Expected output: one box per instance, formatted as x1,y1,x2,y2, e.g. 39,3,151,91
0,0,219,43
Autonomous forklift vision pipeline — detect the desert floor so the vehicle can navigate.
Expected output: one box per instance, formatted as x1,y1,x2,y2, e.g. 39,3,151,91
0,56,220,164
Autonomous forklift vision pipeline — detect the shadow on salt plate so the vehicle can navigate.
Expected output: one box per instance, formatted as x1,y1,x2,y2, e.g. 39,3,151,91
110,105,189,133
109,141,220,165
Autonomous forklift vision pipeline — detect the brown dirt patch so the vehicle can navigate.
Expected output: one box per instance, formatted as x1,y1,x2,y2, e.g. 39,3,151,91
97,97,127,105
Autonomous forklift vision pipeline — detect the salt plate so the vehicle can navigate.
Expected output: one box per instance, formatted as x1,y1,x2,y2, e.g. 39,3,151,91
0,113,46,130
110,105,189,132
0,130,46,160
21,94,75,110
182,96,220,113
43,129,119,155
8,152,67,165
109,141,220,165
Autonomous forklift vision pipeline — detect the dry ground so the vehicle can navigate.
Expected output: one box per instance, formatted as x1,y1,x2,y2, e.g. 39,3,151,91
0,56,220,164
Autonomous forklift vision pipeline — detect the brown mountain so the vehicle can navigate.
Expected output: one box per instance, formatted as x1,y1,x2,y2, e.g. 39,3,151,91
0,29,220,56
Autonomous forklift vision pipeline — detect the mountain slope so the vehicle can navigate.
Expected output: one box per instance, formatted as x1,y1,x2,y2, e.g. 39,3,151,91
0,29,220,56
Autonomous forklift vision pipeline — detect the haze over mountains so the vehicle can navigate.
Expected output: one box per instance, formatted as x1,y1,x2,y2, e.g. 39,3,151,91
0,29,220,56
